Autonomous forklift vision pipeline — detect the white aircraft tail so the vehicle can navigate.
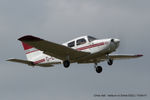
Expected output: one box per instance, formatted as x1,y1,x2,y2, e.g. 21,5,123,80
21,42,43,61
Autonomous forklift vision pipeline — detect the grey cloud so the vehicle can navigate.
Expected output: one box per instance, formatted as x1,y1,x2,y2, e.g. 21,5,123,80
0,0,149,100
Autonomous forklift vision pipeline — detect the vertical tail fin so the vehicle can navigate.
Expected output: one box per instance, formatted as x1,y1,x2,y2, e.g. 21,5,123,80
21,42,43,61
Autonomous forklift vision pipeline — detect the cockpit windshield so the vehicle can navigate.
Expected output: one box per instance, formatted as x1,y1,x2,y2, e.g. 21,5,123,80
88,36,97,42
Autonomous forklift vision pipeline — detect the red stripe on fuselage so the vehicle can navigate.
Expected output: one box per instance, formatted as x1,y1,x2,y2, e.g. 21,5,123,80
34,59,45,64
77,42,104,51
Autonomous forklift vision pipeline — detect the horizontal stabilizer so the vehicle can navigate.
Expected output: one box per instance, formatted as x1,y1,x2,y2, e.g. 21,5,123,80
7,58,54,67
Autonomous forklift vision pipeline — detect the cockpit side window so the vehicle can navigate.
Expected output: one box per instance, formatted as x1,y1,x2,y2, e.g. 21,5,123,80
76,38,86,46
68,41,75,47
88,36,96,42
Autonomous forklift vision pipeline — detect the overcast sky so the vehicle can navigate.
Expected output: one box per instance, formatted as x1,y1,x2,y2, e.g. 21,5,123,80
0,0,149,100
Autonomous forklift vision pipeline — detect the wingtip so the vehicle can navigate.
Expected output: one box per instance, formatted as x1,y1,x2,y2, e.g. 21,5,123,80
18,35,42,41
6,59,10,61
6,58,15,61
136,54,143,57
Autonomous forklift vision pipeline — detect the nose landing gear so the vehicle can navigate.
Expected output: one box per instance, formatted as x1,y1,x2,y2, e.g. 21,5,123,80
107,59,113,65
106,54,113,66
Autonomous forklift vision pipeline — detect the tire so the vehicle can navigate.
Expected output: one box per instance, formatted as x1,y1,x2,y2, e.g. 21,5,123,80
108,59,113,65
63,60,70,68
96,66,102,73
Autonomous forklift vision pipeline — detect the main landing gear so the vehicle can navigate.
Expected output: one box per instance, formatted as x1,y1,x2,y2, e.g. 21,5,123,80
63,60,70,68
94,63,103,73
63,55,113,73
95,54,114,73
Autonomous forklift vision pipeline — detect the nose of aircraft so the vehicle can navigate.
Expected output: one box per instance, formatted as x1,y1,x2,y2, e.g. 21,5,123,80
110,38,120,44
114,39,120,44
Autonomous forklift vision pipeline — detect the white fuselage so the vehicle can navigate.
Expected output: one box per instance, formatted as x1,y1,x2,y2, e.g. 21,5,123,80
35,36,120,64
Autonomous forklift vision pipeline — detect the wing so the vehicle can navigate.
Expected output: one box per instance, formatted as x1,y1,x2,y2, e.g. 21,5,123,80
18,35,90,62
109,54,143,60
78,54,143,63
7,58,54,67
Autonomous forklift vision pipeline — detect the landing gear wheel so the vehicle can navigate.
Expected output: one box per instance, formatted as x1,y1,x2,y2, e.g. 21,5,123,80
108,59,113,65
96,66,103,73
63,60,70,68
29,62,35,67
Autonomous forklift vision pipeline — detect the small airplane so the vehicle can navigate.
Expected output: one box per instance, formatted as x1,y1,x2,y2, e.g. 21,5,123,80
7,35,143,73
